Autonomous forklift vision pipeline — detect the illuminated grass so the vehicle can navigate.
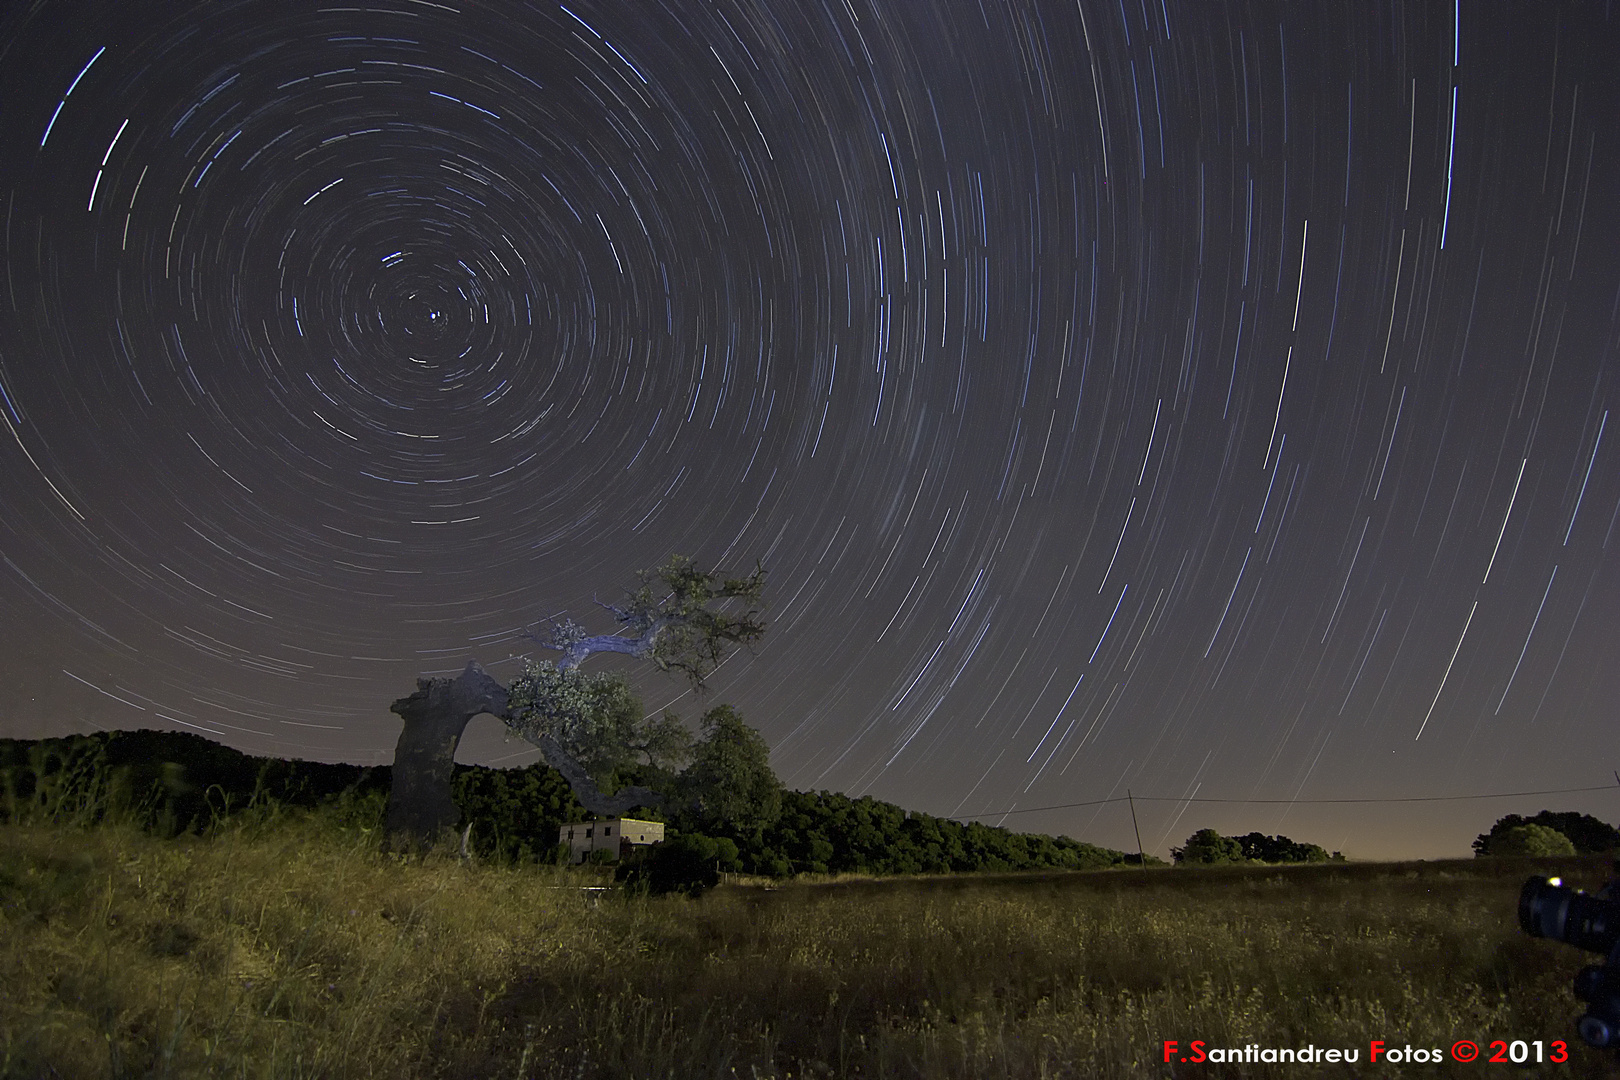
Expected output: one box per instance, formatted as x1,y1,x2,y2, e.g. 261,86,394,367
0,805,1605,1078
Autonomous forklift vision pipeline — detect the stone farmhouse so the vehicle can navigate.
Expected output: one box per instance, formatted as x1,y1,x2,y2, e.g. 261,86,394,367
559,817,665,864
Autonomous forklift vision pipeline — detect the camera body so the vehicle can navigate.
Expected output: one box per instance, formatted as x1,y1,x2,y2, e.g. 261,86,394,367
1520,875,1620,1048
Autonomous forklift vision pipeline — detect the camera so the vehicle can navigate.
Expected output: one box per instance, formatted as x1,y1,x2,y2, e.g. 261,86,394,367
1520,875,1620,1047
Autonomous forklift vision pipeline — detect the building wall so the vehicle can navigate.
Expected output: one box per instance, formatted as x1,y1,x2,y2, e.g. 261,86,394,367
559,817,665,863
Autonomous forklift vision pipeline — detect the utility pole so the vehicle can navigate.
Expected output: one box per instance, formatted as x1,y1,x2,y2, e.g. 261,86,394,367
1128,789,1146,871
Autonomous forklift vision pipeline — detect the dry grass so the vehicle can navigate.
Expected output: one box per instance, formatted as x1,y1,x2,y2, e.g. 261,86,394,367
0,805,1613,1079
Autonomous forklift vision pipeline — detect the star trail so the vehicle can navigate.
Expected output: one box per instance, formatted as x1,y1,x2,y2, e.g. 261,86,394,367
2,1,1618,860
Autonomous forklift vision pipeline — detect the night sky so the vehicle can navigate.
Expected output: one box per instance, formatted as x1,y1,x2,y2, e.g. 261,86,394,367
2,1,1617,862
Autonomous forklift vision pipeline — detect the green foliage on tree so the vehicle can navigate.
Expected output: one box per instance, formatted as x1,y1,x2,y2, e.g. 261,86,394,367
409,552,766,833
504,662,691,789
674,704,783,839
1474,811,1619,857
1486,823,1578,857
1171,828,1339,866
1231,831,1333,863
1173,829,1246,865
625,556,769,685
742,790,1140,877
450,759,585,864
532,554,767,689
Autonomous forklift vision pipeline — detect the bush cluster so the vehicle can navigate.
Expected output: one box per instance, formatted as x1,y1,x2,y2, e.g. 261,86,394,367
1171,828,1340,865
1473,811,1619,857
617,832,741,895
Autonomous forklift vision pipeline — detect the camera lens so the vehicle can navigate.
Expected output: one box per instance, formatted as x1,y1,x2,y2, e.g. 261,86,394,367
1521,877,1620,955
1578,1015,1615,1048
1522,877,1573,939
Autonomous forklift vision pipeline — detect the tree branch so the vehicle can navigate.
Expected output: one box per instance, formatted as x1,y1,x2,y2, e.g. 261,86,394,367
533,733,664,817
549,629,660,671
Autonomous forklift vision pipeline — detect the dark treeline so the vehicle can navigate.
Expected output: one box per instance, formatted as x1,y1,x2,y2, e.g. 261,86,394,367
1473,811,1620,856
1170,827,1342,865
748,790,1137,875
0,729,393,831
0,729,582,862
0,730,1140,876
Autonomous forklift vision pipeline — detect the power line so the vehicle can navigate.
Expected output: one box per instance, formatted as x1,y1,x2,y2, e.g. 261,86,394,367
962,783,1619,820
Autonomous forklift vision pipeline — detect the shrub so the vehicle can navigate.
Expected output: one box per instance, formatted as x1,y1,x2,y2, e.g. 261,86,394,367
1474,811,1620,856
1233,831,1332,863
1173,828,1246,865
1488,823,1577,857
619,833,724,896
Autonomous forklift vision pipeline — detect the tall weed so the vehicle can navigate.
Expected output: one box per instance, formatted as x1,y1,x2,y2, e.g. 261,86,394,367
0,808,1608,1079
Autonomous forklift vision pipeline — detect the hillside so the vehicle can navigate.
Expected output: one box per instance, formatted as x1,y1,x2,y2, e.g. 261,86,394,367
0,729,1140,875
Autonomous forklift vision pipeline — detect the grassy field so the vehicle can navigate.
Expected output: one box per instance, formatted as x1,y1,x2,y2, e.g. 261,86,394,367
1,802,1615,1079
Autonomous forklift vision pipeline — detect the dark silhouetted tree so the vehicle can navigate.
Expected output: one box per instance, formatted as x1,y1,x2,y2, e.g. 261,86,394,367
1489,823,1578,857
1232,831,1332,863
384,556,765,846
1474,811,1620,857
1172,829,1245,865
673,704,783,840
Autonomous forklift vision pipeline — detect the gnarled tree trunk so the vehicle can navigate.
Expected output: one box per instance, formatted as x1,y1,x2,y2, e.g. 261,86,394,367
385,660,508,846
384,659,664,849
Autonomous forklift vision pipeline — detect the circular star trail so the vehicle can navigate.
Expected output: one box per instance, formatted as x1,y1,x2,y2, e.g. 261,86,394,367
3,0,1619,859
